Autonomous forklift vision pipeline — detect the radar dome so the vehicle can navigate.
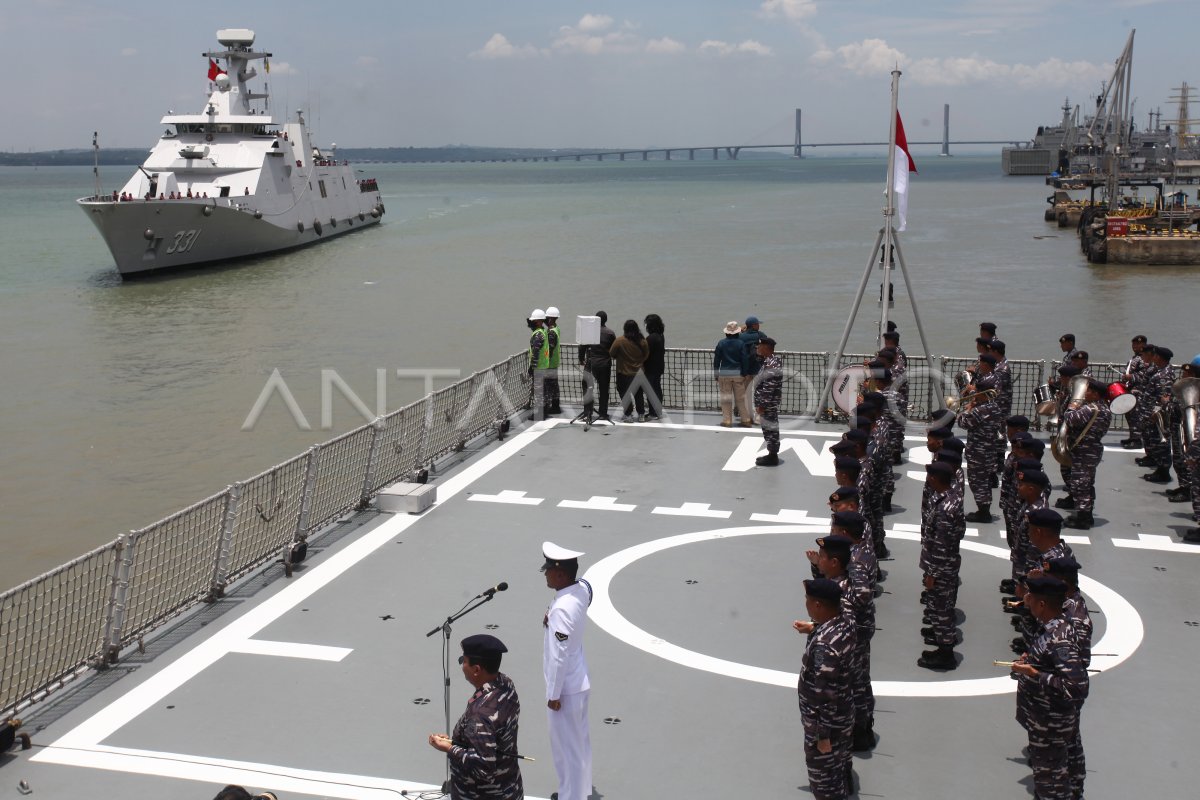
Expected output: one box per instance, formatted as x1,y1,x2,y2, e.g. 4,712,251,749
214,73,231,90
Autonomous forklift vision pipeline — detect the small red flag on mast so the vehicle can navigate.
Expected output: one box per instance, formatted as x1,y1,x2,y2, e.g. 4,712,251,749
207,59,226,81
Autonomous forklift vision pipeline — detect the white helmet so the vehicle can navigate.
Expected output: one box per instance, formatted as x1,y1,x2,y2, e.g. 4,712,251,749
530,308,546,321
545,306,560,318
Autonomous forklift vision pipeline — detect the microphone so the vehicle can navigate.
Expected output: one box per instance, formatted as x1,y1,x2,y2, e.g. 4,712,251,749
479,581,509,599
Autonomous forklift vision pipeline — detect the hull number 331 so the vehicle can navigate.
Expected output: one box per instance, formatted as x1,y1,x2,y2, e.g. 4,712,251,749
166,229,202,254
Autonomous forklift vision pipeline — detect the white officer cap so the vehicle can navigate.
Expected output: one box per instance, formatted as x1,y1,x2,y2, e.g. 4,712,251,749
542,541,584,571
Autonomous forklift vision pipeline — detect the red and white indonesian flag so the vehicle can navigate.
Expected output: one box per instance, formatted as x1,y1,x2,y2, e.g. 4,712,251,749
208,59,226,82
893,110,917,231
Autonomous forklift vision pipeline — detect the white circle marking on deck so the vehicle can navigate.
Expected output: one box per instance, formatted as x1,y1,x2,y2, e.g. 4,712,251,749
583,524,1143,698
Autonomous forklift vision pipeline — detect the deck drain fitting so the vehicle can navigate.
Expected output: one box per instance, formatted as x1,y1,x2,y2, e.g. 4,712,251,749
413,698,431,705
485,624,500,630
603,717,621,725
685,579,699,585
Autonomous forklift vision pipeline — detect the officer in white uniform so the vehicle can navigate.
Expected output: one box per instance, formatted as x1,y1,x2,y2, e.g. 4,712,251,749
542,541,593,800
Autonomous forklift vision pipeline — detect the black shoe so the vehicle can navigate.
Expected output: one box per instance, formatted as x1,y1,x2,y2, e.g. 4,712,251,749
1121,438,1141,449
882,493,893,512
755,453,780,467
1183,528,1200,543
999,579,1016,593
990,474,999,488
876,567,888,583
1167,487,1190,501
966,506,993,523
1063,511,1094,530
893,452,903,465
924,631,962,647
851,725,876,752
1002,596,1022,613
1143,468,1171,483
1011,616,1025,629
876,543,890,559
1011,638,1028,654
917,646,957,670
1054,496,1075,510
1135,456,1156,467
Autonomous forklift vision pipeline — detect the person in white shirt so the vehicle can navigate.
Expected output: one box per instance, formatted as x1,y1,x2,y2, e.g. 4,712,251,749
542,542,593,800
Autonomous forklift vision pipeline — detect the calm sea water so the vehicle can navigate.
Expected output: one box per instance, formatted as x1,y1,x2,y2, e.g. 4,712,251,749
1,156,1197,589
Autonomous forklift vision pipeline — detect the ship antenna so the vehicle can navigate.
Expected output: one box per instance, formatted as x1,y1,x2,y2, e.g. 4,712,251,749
92,131,101,199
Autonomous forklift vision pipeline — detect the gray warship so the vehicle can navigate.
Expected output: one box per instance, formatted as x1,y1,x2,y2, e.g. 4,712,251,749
77,29,384,277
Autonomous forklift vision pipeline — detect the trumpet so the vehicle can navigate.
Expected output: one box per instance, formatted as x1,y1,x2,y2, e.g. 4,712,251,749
945,388,997,411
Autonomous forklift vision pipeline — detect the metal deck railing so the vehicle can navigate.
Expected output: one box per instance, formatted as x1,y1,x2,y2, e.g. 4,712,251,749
0,347,1133,718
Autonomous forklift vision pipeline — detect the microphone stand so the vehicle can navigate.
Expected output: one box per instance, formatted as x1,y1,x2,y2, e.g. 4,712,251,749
424,592,499,793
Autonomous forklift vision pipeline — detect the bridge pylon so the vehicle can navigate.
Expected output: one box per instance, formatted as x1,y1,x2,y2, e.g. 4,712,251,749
794,108,803,158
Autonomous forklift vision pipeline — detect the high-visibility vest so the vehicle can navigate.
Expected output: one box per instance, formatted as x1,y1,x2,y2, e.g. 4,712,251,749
532,329,550,369
547,325,561,368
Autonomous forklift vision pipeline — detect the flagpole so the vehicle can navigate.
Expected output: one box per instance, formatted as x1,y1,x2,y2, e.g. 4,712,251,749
880,69,900,349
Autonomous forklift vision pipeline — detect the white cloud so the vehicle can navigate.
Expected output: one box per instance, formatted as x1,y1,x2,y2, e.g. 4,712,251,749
268,61,298,75
699,39,773,57
831,38,1108,88
759,0,817,21
645,37,686,55
470,33,540,60
576,14,613,33
552,16,637,55
120,47,137,57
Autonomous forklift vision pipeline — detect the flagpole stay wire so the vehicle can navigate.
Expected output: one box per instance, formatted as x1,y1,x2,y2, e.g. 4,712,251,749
816,68,945,423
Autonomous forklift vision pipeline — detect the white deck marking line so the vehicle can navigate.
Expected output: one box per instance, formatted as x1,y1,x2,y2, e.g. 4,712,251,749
652,502,732,519
585,524,1143,698
750,509,812,523
33,419,563,787
1112,532,1200,553
558,495,636,511
468,489,544,505
639,420,952,444
1061,534,1092,545
888,522,978,538
228,639,352,661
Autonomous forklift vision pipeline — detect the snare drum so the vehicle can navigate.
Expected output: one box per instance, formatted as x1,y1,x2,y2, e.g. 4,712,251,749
832,365,871,414
1033,383,1057,416
1107,381,1136,415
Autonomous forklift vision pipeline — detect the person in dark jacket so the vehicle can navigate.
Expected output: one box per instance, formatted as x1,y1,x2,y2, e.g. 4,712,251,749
713,321,751,427
739,315,766,423
643,313,666,419
579,310,617,422
610,320,649,422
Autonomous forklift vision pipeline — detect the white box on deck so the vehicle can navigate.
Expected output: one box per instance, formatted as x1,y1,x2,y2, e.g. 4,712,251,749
376,482,437,514
576,316,601,345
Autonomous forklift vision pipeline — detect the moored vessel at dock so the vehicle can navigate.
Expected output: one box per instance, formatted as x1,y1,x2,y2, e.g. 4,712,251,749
77,29,384,277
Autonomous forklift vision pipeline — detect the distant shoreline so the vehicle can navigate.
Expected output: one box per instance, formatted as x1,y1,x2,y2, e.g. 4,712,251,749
0,145,998,167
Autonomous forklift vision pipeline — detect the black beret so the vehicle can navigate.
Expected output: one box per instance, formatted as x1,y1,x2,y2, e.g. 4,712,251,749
1025,575,1069,598
988,339,1007,353
1086,378,1107,396
930,408,956,426
853,404,879,418
1058,364,1082,376
978,353,997,365
831,510,866,533
979,321,997,333
935,449,963,468
759,336,777,348
975,336,992,346
830,485,859,501
1071,350,1089,361
1045,556,1082,577
834,456,862,475
850,415,873,430
830,439,858,455
1006,415,1030,428
886,320,899,332
941,436,966,454
928,426,954,441
1020,439,1047,455
861,391,886,407
460,634,508,664
1019,470,1051,487
926,461,954,478
882,330,900,341
1011,431,1034,443
804,577,843,602
1059,333,1076,343
844,429,870,443
1158,346,1174,359
1015,457,1044,472
817,534,854,563
1028,507,1064,531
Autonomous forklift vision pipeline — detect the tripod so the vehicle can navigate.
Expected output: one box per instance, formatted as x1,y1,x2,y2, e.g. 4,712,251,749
424,591,501,794
571,364,614,431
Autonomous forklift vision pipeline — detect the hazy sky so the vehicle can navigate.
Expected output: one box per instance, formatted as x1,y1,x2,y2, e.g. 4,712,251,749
4,0,1192,152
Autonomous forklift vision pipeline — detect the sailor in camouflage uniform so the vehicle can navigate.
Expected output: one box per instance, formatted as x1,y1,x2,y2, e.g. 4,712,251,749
753,337,783,467
961,354,1003,523
999,418,1031,546
429,634,524,800
825,516,877,751
792,578,857,800
1062,379,1112,530
1120,335,1149,449
868,368,903,514
1006,467,1050,605
1186,430,1200,543
988,340,1013,477
1014,508,1074,653
1138,345,1175,482
918,461,963,670
855,401,890,555
1045,556,1092,800
878,342,908,465
1011,576,1090,800
1165,361,1197,500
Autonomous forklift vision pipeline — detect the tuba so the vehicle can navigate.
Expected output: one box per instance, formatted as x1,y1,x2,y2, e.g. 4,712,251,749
1051,376,1090,466
1173,377,1200,448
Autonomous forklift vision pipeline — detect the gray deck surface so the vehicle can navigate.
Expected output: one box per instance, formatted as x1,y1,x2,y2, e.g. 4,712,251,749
3,413,1197,799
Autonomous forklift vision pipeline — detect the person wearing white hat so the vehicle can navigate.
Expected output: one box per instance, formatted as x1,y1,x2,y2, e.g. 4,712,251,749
545,307,562,415
541,542,593,800
528,309,550,420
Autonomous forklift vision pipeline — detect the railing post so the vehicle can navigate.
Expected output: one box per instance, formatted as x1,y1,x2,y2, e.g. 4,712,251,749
207,483,241,601
101,531,137,665
1036,360,1047,431
294,444,322,539
359,418,386,508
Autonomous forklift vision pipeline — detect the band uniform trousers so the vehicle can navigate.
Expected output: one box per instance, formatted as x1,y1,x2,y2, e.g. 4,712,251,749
545,369,560,413
1028,731,1076,800
1067,447,1100,512
1139,407,1170,469
1189,437,1200,522
532,368,551,420
965,424,998,506
803,728,852,800
1169,404,1189,481
923,575,957,647
548,690,592,800
852,628,875,730
760,407,780,455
